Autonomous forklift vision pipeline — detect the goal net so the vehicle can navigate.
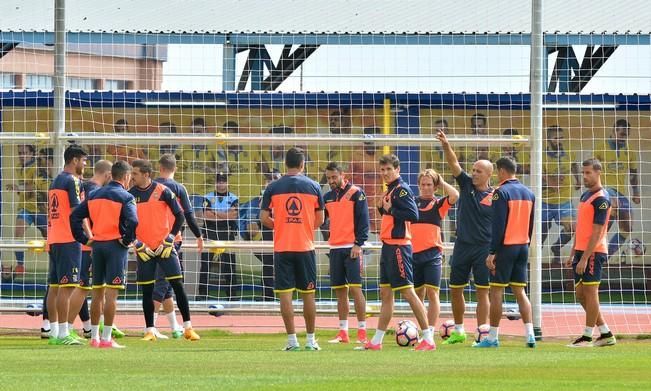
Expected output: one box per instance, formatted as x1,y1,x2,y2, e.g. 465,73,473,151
1,36,649,337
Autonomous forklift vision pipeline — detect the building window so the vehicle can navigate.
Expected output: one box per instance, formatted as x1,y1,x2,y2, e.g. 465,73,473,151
67,77,99,90
25,74,53,90
1,73,16,89
105,79,129,90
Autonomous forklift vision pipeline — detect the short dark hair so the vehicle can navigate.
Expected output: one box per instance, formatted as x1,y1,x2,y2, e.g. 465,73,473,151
159,122,177,133
158,153,177,171
64,144,88,164
223,121,239,132
471,113,487,125
615,119,630,131
496,156,517,174
434,119,449,127
285,147,305,169
271,125,293,134
115,118,128,126
378,154,400,169
546,125,563,135
111,160,132,181
132,159,153,176
582,158,602,171
363,126,380,135
20,144,36,154
215,172,228,183
502,128,519,136
192,117,205,127
325,162,343,172
39,147,54,159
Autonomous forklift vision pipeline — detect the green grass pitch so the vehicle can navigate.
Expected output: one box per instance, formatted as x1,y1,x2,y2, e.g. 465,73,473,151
2,330,651,390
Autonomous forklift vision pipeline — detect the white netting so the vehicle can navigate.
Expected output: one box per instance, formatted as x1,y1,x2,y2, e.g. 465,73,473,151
0,29,650,336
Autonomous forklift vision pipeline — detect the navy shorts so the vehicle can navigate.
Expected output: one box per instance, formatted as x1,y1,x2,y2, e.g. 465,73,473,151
329,247,363,289
449,242,490,288
274,251,317,294
379,244,414,291
490,244,529,287
413,247,442,290
48,242,82,287
92,240,128,289
152,242,184,301
573,251,607,286
136,249,183,286
79,250,93,290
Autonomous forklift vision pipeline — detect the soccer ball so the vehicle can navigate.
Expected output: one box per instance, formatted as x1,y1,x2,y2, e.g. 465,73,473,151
208,304,225,317
26,303,42,317
475,324,490,343
395,320,419,347
439,319,455,340
506,308,521,321
630,238,646,256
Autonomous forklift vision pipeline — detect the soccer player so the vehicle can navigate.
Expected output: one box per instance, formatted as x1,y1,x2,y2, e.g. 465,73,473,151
323,162,370,345
436,130,493,344
71,160,138,348
129,159,200,342
477,156,536,348
421,119,457,240
412,169,458,337
200,173,240,300
41,159,115,340
361,154,435,351
260,147,324,351
593,119,640,257
542,126,581,264
151,154,204,338
80,160,124,338
566,159,616,347
6,144,47,277
45,144,88,345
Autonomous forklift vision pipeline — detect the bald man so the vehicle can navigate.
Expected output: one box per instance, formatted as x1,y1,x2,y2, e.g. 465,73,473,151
436,131,494,345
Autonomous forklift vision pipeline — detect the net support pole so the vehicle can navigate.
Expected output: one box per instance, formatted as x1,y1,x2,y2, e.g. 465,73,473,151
222,42,236,91
53,0,66,172
382,97,391,155
530,0,544,340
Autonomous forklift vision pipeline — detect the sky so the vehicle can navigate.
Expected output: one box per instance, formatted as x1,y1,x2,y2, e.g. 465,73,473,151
162,44,651,94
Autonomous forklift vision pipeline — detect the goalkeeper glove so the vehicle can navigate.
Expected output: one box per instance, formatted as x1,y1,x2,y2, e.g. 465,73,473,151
158,235,175,259
134,240,156,262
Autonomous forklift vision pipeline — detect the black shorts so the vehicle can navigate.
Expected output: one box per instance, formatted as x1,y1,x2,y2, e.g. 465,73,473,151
48,242,82,288
449,242,490,289
92,240,128,289
79,250,93,290
152,244,185,302
379,244,414,291
490,244,529,287
572,251,607,286
274,251,317,294
329,247,363,289
136,249,183,286
413,247,442,290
